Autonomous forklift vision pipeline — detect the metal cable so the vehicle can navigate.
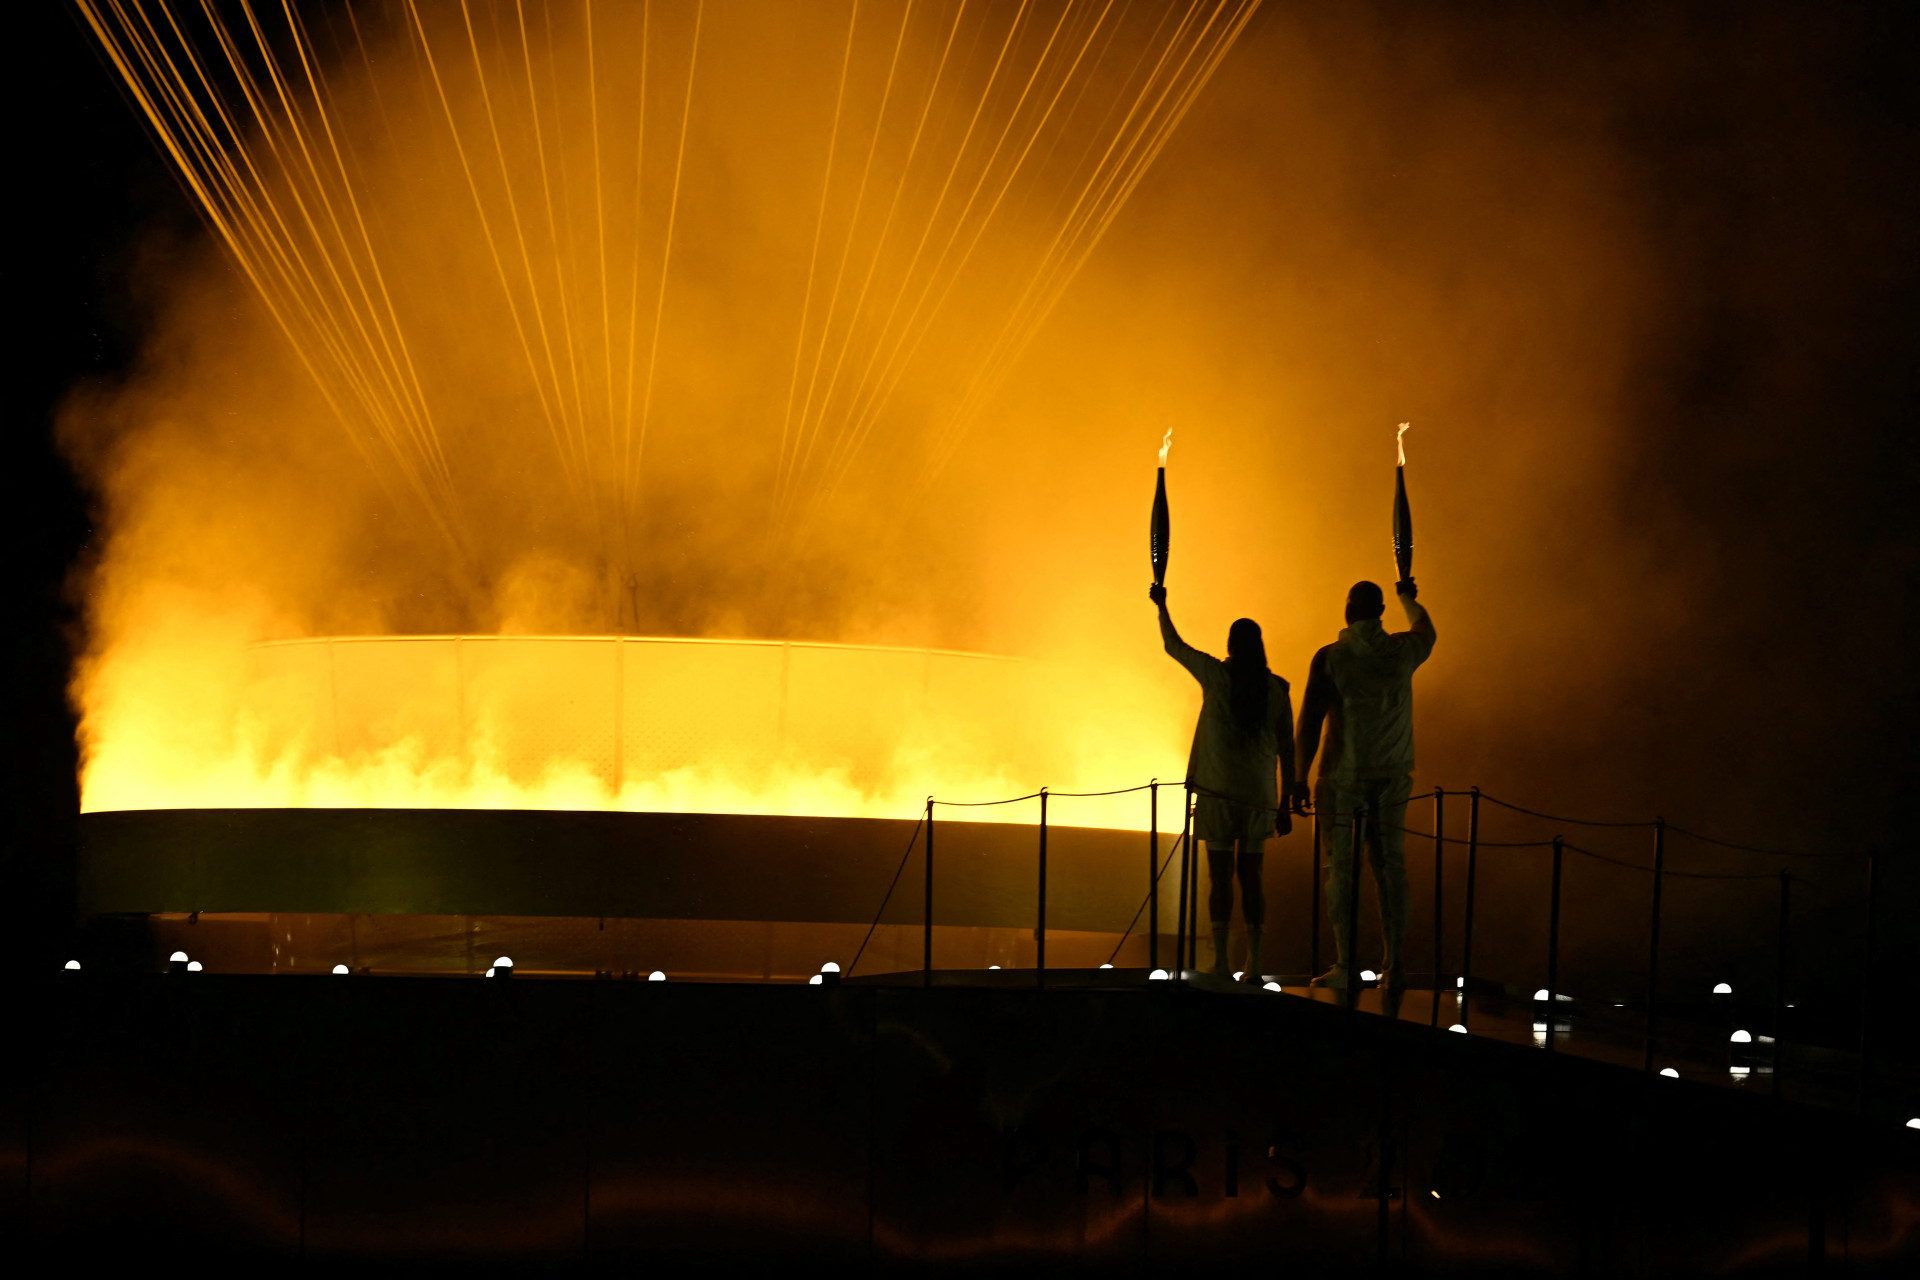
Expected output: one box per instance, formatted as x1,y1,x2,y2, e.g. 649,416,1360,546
1105,830,1187,965
847,814,923,977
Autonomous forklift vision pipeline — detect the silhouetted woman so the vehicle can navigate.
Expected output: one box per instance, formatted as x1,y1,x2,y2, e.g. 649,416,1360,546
1149,583,1295,982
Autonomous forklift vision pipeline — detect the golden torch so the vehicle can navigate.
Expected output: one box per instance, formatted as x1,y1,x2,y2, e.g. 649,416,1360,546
1151,429,1173,586
1393,423,1414,589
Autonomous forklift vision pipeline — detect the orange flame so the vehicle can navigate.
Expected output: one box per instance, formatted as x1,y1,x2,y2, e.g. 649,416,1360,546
1397,421,1412,466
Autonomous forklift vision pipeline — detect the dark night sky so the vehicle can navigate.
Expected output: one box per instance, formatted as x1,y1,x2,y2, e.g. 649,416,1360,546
6,3,1917,1007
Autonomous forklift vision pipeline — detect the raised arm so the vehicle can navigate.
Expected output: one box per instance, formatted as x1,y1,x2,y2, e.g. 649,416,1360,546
1149,584,1211,683
1397,579,1435,666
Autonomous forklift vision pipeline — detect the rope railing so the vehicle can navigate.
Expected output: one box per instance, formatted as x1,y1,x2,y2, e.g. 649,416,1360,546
849,774,1882,1109
1471,793,1656,829
1662,823,1847,860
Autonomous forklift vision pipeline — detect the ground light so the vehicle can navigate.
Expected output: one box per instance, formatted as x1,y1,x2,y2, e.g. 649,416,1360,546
1713,982,1733,994
648,971,666,982
1233,971,1245,981
331,964,349,975
1448,1024,1467,1034
1264,981,1282,992
1906,1119,1919,1130
63,960,80,971
1661,1068,1680,1078
187,961,202,972
488,956,513,978
1731,1029,1752,1043
1149,969,1169,981
1361,969,1377,982
1099,963,1114,970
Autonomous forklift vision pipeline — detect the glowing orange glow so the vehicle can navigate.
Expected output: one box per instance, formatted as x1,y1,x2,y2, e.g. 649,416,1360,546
80,633,1186,829
64,0,1665,858
67,3,1260,831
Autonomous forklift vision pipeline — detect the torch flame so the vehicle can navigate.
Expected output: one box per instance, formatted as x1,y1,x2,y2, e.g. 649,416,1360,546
1158,429,1173,467
1396,422,1412,466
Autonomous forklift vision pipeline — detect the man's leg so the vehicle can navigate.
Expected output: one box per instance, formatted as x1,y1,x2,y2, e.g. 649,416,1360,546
1312,781,1353,987
1238,838,1266,981
1368,775,1414,987
1207,841,1236,977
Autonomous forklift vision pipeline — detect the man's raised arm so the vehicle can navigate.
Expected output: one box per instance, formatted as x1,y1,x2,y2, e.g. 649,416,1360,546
1396,579,1435,665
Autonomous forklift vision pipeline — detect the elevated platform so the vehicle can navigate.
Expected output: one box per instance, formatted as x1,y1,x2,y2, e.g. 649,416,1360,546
8,969,1917,1271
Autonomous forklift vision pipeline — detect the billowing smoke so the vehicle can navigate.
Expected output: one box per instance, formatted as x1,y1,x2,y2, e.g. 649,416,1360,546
64,3,1910,996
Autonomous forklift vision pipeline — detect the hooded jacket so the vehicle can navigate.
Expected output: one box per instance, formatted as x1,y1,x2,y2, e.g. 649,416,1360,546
1298,597,1435,783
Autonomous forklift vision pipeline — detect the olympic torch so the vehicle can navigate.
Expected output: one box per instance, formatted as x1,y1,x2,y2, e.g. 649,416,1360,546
1151,429,1172,586
1393,423,1414,589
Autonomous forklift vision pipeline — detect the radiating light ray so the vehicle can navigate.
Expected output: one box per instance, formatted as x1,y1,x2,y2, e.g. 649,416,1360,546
627,0,703,513
81,0,1259,591
780,0,1036,532
277,0,457,502
511,0,592,487
775,0,970,539
817,0,1123,509
617,0,651,468
87,0,468,550
780,0,917,522
407,0,579,499
775,0,864,518
459,0,582,498
919,0,1259,488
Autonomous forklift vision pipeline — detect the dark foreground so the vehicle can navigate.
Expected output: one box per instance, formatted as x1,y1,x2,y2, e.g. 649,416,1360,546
3,971,1915,1273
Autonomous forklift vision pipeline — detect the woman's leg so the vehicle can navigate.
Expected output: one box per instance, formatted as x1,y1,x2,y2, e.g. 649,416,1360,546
1207,841,1236,976
1238,838,1266,980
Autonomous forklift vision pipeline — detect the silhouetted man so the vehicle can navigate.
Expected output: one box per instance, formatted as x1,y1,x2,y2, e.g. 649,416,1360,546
1290,578,1435,1000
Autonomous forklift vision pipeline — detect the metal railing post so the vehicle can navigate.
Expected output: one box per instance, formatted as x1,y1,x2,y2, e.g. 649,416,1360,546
1545,836,1564,1053
1643,818,1665,1072
1461,787,1480,1024
1309,806,1323,983
1148,782,1159,972
1346,807,1363,1012
1856,847,1878,1114
1175,787,1192,985
1188,795,1201,971
1773,870,1790,1099
1037,788,1048,988
1431,788,1445,1028
924,797,934,988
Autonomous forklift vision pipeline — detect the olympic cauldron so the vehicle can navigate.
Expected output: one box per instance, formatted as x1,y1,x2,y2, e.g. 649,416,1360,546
79,636,1171,979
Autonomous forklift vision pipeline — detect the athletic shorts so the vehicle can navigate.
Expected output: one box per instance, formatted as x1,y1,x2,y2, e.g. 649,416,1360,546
1195,793,1288,845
